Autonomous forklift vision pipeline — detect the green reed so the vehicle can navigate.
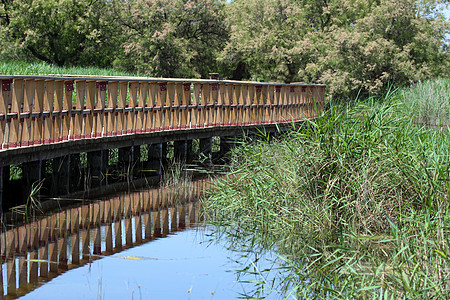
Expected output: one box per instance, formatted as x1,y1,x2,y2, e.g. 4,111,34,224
204,79,450,299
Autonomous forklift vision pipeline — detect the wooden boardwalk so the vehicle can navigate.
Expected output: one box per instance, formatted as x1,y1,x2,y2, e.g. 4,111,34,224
0,75,325,210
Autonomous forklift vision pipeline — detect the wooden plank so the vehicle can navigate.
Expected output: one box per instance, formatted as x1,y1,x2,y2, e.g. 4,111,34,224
153,211,161,238
163,83,173,130
94,81,107,138
49,240,58,273
0,79,12,149
106,81,118,136
170,207,177,231
7,256,16,296
114,219,122,250
200,83,209,127
145,83,157,132
9,78,24,148
21,79,34,146
172,83,183,129
71,231,80,265
58,236,68,271
52,80,64,142
210,82,219,126
43,79,55,144
181,83,190,129
73,80,85,140
135,214,142,243
29,250,39,286
84,80,96,138
105,223,113,253
116,81,128,135
126,81,138,134
162,209,169,236
62,80,74,141
191,83,201,128
39,217,49,278
143,213,152,240
136,81,148,133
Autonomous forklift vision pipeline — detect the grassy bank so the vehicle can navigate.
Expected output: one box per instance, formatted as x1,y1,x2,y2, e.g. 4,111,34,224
204,79,450,299
0,60,140,77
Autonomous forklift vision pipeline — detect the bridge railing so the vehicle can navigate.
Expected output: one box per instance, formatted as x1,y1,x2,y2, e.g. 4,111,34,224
0,75,325,150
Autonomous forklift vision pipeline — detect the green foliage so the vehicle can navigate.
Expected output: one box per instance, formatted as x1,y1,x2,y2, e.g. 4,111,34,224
112,0,228,78
222,0,449,98
204,79,450,298
0,0,119,67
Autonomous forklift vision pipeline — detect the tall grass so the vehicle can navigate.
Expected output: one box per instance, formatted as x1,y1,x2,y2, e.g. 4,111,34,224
0,60,141,77
204,79,450,299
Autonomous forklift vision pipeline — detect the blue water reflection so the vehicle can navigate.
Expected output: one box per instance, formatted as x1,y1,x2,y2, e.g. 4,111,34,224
18,226,279,300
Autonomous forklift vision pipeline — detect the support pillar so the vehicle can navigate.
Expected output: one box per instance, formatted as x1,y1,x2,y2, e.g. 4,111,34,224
147,143,162,177
118,146,138,182
199,137,213,165
52,156,70,196
186,140,194,163
174,140,188,162
69,154,82,193
22,160,42,204
87,150,108,188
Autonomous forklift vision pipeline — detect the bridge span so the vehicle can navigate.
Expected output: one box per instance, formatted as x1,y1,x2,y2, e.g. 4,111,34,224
0,75,325,214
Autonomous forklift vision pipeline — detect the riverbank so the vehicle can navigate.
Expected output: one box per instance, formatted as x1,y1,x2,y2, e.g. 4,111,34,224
204,79,450,299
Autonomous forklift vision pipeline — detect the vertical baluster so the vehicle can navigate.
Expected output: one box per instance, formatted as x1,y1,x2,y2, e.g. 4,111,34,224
165,83,174,130
248,85,256,124
58,211,68,271
126,82,138,134
156,83,167,131
17,226,27,292
181,83,190,129
73,80,85,140
145,83,157,132
261,85,268,124
8,78,23,148
62,81,74,141
94,82,107,138
0,78,12,149
84,81,96,138
106,81,118,136
191,83,201,128
116,81,127,136
52,80,63,143
92,202,101,255
200,83,209,127
210,82,218,126
136,81,148,133
21,79,34,146
42,80,54,144
173,83,183,129
113,197,122,250
217,83,226,126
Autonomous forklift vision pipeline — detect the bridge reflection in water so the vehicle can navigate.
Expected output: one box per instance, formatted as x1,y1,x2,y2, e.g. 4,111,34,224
0,178,211,298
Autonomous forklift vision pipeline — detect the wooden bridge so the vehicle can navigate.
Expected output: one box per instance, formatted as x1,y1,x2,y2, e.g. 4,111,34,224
0,75,325,213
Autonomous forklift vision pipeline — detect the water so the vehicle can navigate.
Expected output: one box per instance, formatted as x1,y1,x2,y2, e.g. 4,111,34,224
13,226,279,300
1,180,283,299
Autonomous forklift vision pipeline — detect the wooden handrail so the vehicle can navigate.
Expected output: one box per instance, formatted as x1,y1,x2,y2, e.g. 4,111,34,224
0,76,325,150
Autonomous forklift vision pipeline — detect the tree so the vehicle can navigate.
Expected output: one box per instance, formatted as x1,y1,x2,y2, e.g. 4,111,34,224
222,0,449,98
0,0,119,67
113,0,229,78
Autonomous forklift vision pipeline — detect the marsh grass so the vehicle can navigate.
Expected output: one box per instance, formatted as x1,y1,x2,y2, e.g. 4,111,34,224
204,80,450,299
0,60,140,77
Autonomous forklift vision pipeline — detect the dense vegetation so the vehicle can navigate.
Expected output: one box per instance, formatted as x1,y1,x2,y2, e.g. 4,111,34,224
1,0,449,98
204,78,450,298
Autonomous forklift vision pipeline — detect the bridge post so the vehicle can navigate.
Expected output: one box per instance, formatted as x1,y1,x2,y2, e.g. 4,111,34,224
118,146,139,182
199,137,213,164
22,160,42,205
220,135,236,158
174,140,188,162
69,154,82,193
186,140,194,163
52,156,70,196
0,165,3,216
147,143,162,177
87,150,108,188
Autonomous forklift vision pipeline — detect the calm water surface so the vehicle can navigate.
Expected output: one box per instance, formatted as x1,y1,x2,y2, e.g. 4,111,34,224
14,225,279,300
